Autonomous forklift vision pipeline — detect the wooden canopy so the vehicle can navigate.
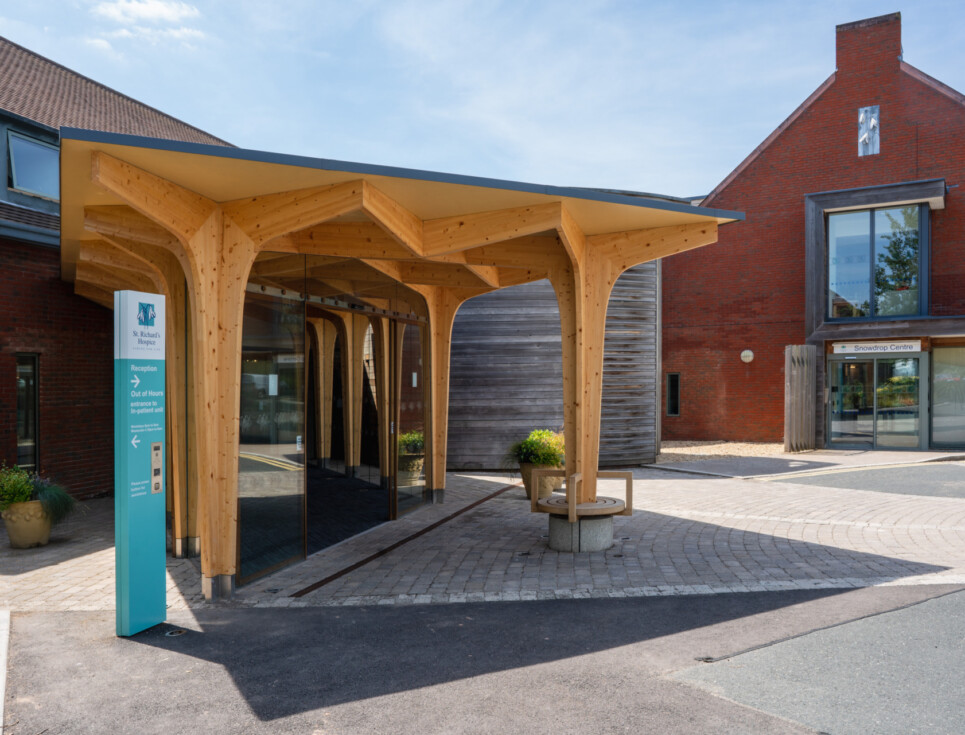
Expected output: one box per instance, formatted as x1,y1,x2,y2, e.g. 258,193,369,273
59,128,741,597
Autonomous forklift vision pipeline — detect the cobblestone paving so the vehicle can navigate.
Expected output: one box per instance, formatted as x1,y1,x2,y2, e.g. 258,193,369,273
3,467,964,613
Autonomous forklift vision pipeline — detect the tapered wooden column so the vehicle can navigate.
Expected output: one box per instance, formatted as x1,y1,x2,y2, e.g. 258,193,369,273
90,152,257,599
329,312,368,475
418,287,472,496
369,316,392,485
549,219,720,503
78,235,192,555
308,318,338,465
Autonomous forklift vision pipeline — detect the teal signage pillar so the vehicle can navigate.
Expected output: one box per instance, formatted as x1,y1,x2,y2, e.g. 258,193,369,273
114,290,167,637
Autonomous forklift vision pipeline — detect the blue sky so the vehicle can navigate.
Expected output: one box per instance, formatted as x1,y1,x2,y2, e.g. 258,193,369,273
2,1,964,196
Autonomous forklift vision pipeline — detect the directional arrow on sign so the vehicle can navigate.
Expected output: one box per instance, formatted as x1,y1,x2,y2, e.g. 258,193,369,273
131,374,140,389
131,435,140,449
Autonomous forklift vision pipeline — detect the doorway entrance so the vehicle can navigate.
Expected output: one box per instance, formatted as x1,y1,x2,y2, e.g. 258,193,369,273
828,354,927,449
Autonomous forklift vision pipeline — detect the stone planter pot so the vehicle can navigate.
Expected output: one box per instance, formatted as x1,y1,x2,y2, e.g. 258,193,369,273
519,463,564,500
398,453,425,487
2,499,52,548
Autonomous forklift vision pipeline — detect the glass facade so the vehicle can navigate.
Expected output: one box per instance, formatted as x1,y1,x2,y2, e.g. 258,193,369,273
238,252,431,581
932,347,965,448
828,206,920,319
396,323,426,515
238,291,306,583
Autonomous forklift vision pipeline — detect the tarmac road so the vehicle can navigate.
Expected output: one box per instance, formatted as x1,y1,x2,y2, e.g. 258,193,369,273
6,584,964,735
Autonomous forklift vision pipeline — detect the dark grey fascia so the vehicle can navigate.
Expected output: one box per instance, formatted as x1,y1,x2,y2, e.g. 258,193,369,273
0,219,59,248
804,178,946,339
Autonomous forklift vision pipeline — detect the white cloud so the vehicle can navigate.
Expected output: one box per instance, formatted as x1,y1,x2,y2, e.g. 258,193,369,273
105,25,205,43
91,0,200,25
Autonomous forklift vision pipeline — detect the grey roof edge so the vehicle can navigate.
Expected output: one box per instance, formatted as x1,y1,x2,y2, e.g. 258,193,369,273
0,219,59,248
803,177,946,199
61,127,744,223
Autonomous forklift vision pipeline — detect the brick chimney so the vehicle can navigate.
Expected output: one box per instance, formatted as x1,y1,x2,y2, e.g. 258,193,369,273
836,12,902,76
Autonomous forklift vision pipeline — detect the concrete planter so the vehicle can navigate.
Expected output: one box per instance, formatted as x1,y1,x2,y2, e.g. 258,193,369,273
2,499,52,548
519,463,563,500
398,454,424,487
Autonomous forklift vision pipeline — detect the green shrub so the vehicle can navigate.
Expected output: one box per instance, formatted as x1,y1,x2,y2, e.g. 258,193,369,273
0,464,33,511
508,429,565,467
398,430,425,454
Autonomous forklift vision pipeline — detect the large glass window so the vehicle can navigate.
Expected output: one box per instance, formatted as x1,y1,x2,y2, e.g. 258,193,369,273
8,131,59,200
237,291,305,584
932,347,965,448
828,205,921,320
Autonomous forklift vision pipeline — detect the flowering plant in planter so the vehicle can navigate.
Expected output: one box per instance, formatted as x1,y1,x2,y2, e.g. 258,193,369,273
0,464,75,548
506,429,565,500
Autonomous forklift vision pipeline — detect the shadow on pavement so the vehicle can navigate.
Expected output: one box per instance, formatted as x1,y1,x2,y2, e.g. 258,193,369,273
0,498,113,575
651,457,837,477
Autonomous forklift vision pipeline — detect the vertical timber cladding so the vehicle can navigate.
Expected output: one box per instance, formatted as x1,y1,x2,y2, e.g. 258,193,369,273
446,263,660,469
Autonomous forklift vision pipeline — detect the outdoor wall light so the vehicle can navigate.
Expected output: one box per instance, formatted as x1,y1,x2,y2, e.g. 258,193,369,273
740,350,754,363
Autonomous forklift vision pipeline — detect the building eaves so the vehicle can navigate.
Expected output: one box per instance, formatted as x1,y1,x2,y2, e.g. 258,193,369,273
900,61,965,109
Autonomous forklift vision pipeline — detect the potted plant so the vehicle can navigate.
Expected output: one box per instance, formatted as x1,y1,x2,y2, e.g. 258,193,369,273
398,430,425,486
507,429,565,500
0,464,75,548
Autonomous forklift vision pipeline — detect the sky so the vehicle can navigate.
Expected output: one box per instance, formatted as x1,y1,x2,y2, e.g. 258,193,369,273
2,1,965,197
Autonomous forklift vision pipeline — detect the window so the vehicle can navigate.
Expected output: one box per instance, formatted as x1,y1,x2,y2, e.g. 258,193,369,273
828,204,924,320
8,131,59,200
16,354,38,472
666,373,680,416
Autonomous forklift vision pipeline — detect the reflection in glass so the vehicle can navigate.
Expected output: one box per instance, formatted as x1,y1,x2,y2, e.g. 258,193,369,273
875,358,919,448
238,291,305,582
397,324,426,514
828,211,871,319
305,312,388,555
16,355,38,471
874,207,919,317
932,347,965,447
829,360,874,445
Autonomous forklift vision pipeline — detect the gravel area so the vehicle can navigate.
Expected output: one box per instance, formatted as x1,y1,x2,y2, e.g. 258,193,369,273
656,440,787,464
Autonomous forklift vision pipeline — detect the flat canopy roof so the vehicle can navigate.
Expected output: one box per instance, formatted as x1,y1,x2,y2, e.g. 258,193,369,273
60,127,741,282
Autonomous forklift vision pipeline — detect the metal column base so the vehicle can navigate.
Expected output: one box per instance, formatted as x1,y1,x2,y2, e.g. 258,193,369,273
201,574,235,601
547,514,614,552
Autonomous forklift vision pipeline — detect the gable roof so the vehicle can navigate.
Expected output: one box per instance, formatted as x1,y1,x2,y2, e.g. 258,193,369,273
0,36,231,147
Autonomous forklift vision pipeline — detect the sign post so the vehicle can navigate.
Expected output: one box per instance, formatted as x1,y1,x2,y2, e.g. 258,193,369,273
114,290,167,637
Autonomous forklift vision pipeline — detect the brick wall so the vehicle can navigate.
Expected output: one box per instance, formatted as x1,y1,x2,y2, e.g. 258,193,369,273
0,237,113,497
662,13,965,441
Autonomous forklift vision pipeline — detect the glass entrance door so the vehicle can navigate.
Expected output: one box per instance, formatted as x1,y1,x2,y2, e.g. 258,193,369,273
875,358,920,448
828,356,923,449
829,360,874,446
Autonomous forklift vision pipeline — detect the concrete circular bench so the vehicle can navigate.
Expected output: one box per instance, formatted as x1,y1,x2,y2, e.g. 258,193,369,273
528,469,633,552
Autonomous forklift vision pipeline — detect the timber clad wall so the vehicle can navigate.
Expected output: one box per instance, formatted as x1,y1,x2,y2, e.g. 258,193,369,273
447,263,659,469
0,238,113,496
662,13,965,442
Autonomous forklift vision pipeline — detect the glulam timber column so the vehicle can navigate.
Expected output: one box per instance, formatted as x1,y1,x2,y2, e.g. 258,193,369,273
308,318,338,467
410,286,479,502
77,234,192,557
90,152,258,600
546,215,720,550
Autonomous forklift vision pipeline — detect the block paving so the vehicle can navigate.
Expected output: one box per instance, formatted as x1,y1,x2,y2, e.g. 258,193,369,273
3,466,965,613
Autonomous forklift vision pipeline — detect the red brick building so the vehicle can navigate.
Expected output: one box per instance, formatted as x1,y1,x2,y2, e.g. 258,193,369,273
662,13,965,450
0,37,228,497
